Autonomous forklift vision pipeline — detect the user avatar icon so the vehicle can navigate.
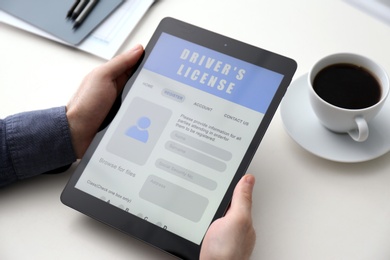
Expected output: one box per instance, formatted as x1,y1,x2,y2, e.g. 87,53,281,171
125,116,151,143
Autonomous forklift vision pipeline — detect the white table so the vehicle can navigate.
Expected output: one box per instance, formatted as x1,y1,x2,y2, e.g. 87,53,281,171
1,0,390,259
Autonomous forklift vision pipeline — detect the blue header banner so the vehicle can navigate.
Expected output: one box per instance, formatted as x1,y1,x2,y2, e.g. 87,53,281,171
144,33,284,113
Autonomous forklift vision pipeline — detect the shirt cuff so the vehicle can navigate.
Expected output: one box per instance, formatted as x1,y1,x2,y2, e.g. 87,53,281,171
5,106,77,181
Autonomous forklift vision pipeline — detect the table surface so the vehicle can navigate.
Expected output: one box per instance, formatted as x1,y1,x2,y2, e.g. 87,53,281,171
1,0,390,259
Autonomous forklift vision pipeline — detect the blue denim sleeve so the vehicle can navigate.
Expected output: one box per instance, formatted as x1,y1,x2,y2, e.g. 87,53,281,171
0,107,77,187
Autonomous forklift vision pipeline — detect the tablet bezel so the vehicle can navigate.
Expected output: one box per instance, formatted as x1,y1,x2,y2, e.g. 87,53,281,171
61,17,297,260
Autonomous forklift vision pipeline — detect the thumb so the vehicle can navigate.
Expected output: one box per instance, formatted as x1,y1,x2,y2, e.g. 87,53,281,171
103,44,144,79
228,174,255,215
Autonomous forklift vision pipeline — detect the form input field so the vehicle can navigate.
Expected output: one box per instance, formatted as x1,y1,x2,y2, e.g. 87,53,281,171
165,141,227,172
155,159,217,190
170,130,232,161
139,175,209,222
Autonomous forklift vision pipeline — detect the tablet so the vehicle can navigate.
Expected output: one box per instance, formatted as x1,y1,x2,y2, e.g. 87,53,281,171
61,17,297,259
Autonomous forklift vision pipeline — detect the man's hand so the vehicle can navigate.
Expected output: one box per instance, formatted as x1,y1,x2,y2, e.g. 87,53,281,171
200,174,256,260
66,45,144,158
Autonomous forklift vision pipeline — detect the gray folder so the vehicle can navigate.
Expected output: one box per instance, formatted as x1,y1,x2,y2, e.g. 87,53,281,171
0,0,124,45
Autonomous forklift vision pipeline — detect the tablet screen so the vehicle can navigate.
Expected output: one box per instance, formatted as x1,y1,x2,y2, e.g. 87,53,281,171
62,17,297,259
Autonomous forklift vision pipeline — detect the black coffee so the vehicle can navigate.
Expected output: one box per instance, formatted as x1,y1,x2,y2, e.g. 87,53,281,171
313,63,381,109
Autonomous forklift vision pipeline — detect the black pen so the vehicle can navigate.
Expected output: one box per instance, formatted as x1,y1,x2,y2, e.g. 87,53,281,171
73,0,99,29
71,0,89,20
66,0,80,18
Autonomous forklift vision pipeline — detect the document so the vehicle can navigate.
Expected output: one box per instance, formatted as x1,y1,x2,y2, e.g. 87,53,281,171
344,0,390,25
0,0,155,60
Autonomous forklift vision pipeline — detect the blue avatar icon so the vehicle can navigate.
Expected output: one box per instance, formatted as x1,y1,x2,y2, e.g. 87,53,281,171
125,116,151,143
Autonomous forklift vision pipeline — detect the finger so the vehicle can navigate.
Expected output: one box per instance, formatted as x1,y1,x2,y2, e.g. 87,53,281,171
103,44,144,79
228,174,255,215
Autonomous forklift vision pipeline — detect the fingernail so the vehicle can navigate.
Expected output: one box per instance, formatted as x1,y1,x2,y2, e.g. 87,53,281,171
130,44,143,52
244,174,255,186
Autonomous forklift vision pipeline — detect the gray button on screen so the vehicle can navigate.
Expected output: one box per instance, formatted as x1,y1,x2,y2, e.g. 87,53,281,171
139,175,209,222
162,88,185,103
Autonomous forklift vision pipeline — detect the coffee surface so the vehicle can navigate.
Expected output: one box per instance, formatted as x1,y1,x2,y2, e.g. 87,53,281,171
313,64,381,109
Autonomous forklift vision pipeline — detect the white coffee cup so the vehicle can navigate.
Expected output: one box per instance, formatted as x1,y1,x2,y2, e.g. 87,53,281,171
308,53,389,142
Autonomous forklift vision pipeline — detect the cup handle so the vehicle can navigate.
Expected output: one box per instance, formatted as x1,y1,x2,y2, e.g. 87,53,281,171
348,116,369,142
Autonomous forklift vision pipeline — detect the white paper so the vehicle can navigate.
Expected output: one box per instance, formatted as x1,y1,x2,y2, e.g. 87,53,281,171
344,0,390,25
0,0,154,60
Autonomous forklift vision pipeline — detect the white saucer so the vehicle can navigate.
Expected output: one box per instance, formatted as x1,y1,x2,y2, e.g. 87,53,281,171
280,73,390,163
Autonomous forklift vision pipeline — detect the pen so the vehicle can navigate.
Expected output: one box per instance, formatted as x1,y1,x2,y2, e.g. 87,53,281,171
73,0,99,29
66,0,80,18
71,0,89,20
